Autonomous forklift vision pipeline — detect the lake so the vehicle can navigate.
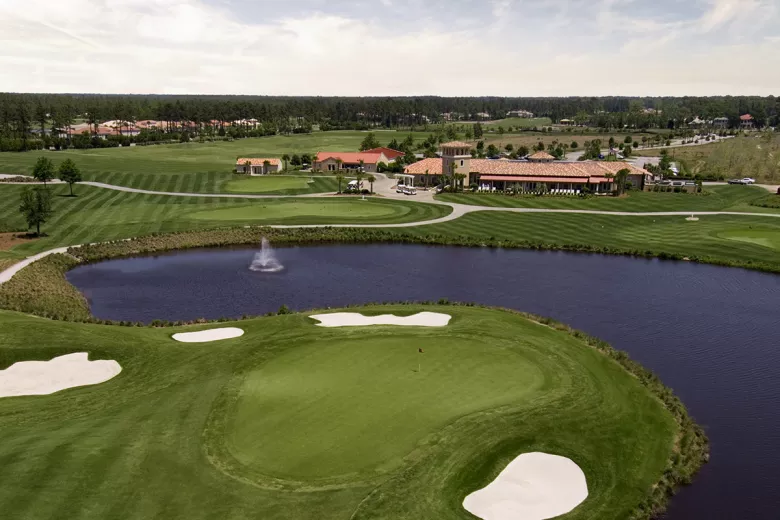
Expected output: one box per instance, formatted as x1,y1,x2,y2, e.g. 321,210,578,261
67,244,780,519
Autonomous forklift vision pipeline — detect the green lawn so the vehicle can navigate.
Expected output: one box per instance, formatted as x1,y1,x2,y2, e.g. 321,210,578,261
0,131,430,193
717,229,780,251
0,185,450,262
396,211,780,269
0,305,677,519
222,175,341,195
437,185,780,213
483,117,552,128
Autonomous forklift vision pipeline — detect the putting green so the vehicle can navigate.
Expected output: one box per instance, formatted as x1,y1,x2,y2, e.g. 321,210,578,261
227,335,543,480
223,175,339,195
717,229,780,250
0,305,684,519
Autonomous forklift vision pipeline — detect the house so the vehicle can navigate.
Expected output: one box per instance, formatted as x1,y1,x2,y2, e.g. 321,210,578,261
362,147,405,162
559,119,573,126
713,117,729,129
475,112,491,120
404,142,649,192
740,114,755,130
527,151,556,163
506,110,534,118
313,152,390,173
235,158,282,175
689,117,706,127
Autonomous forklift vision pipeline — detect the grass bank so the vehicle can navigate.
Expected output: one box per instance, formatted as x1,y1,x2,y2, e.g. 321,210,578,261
0,304,705,519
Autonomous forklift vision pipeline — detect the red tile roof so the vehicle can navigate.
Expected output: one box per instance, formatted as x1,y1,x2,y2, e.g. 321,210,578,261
440,141,473,149
236,158,281,166
481,175,590,183
404,159,646,179
363,147,405,159
740,114,753,120
528,151,555,160
315,152,384,164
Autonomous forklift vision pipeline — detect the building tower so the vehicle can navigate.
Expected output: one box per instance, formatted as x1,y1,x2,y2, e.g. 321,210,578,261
440,141,472,188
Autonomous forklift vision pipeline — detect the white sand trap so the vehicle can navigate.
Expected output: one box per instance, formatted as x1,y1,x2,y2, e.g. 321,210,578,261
309,312,451,328
172,327,245,343
463,452,588,520
0,353,121,398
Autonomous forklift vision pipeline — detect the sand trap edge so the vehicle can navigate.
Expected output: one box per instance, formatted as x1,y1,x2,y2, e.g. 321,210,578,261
0,352,121,398
309,312,452,328
172,327,245,343
463,452,588,520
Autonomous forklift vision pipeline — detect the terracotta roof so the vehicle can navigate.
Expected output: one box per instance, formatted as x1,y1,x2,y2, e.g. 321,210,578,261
363,147,405,159
440,141,472,149
404,158,646,179
236,158,281,166
404,158,444,174
528,151,555,160
315,152,383,164
481,176,590,183
740,114,753,120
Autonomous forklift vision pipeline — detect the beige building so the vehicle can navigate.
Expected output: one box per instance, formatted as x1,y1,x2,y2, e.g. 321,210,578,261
235,158,282,175
313,152,389,173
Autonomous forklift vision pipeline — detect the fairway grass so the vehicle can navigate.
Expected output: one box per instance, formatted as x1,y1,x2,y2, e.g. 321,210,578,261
0,305,681,519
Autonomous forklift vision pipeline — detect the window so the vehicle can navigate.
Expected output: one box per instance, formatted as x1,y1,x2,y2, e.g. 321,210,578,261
460,160,464,166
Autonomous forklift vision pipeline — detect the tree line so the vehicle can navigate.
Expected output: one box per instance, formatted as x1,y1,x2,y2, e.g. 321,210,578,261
1,93,777,150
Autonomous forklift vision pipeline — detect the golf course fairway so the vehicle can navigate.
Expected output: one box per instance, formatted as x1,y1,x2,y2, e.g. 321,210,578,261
0,305,682,520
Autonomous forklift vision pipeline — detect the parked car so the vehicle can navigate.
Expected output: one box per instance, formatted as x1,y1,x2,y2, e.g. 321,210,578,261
742,177,756,184
728,179,746,185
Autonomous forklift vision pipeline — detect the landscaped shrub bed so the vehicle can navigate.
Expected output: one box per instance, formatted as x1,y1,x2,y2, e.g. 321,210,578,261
750,194,780,209
0,254,90,321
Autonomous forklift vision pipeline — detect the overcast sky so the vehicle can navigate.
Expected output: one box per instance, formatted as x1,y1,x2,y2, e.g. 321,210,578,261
0,0,778,96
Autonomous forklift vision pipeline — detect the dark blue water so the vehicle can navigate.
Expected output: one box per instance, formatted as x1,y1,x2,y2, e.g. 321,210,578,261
67,244,780,520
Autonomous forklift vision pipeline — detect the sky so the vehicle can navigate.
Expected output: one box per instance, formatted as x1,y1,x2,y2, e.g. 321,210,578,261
0,0,778,96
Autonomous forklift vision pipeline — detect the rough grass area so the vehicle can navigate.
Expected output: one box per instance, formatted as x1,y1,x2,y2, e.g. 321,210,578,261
0,254,89,320
636,134,780,183
437,185,779,213
222,175,341,195
0,305,704,520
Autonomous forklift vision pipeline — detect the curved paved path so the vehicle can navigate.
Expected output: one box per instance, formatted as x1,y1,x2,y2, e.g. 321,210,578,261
3,175,780,285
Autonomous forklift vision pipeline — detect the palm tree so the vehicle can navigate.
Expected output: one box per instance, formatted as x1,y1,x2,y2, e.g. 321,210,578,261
455,173,467,192
424,169,430,190
366,174,376,194
263,160,271,175
355,171,365,192
615,168,630,195
281,154,290,171
335,158,343,175
243,160,251,174
336,174,345,194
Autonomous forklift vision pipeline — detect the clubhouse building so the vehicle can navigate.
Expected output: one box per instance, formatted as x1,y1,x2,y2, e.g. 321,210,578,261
313,150,395,173
404,141,650,193
236,158,282,175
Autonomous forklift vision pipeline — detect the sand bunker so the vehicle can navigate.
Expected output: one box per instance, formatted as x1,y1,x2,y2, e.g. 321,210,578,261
172,327,245,343
309,312,451,328
0,353,121,398
463,452,588,520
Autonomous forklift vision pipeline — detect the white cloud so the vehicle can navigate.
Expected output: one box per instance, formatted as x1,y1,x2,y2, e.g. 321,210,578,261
0,0,778,95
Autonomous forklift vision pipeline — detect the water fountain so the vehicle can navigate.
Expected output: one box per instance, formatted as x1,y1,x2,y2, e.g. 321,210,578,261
249,237,284,273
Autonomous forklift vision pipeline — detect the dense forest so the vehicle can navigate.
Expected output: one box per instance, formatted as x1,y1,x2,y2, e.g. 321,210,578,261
0,93,777,151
